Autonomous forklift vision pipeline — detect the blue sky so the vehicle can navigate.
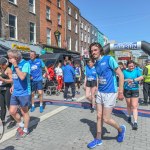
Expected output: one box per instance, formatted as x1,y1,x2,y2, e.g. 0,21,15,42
70,0,150,43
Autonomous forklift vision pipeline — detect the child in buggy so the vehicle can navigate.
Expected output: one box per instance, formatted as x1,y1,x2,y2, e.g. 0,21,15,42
43,64,60,96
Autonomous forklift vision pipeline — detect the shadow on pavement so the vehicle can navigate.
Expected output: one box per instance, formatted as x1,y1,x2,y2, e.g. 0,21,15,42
29,116,40,134
1,146,15,150
81,102,91,109
113,109,133,127
80,118,110,138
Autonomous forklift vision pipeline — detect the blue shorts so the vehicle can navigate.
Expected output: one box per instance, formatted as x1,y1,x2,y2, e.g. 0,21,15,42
10,95,31,107
31,80,43,92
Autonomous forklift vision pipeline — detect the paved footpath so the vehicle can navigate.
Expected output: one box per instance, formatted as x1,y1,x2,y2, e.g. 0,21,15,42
0,87,150,150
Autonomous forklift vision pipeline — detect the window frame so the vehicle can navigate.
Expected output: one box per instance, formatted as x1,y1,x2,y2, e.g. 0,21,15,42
29,22,36,44
8,14,17,40
8,0,17,5
68,19,71,30
46,6,51,20
57,13,61,25
57,0,61,8
46,28,51,45
29,0,35,14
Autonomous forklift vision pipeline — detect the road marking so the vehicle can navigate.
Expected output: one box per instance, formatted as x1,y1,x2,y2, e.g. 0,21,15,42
0,96,85,143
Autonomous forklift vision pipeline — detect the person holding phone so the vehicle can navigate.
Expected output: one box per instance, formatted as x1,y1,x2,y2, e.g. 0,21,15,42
7,49,31,139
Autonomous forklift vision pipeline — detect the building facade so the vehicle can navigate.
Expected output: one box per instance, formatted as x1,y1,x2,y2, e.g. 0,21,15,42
97,31,104,47
0,0,40,44
65,0,80,52
40,0,66,50
79,16,91,58
90,25,97,44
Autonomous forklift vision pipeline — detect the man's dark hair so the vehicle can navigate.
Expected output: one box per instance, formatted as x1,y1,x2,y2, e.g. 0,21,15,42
127,60,135,66
89,42,104,59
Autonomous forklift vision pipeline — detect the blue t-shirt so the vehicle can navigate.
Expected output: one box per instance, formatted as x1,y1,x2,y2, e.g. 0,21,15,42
84,65,97,81
28,58,45,81
11,59,31,96
95,55,118,93
123,68,142,90
63,64,75,83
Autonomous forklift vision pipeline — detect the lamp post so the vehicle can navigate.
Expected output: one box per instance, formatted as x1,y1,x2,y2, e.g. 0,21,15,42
54,30,60,46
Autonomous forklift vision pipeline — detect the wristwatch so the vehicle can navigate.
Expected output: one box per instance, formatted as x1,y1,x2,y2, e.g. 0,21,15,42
14,66,18,68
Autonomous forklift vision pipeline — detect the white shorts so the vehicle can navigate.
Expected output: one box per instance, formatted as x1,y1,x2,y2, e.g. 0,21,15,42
96,91,117,108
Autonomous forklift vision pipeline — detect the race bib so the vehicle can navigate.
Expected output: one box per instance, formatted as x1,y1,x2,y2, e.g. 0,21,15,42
87,77,94,81
99,77,107,85
12,73,18,79
31,65,38,71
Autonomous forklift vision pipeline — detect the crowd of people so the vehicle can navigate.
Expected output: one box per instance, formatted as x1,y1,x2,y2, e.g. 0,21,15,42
0,49,83,139
0,42,149,148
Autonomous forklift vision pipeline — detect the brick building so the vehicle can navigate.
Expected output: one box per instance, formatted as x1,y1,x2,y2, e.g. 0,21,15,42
65,0,80,52
40,0,66,50
0,0,40,44
79,16,91,58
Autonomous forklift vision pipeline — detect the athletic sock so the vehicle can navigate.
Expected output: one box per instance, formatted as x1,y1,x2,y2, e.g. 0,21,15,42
23,128,28,133
32,104,34,107
18,121,24,128
40,103,43,106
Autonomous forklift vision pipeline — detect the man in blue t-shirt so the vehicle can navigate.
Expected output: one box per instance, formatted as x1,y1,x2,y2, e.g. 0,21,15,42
29,51,50,113
63,61,76,101
7,49,31,139
87,43,126,149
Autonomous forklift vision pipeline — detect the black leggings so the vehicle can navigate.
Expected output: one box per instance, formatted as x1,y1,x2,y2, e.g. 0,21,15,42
0,88,11,121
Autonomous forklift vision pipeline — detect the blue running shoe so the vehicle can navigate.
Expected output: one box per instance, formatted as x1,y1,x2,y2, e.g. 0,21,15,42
87,139,102,149
30,106,35,112
40,106,43,113
117,125,126,142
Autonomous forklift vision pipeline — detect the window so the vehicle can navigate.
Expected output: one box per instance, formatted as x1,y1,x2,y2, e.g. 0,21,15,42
75,40,78,51
68,7,71,15
29,0,35,13
9,14,17,39
95,32,97,36
58,13,61,25
46,28,51,45
57,34,61,47
75,12,78,19
81,32,83,41
84,25,87,31
92,30,94,35
88,27,90,33
30,22,36,43
75,24,78,33
68,37,71,50
68,19,71,30
92,38,94,43
9,0,17,4
57,0,61,8
46,6,50,20
88,35,90,43
81,22,83,29
84,34,87,42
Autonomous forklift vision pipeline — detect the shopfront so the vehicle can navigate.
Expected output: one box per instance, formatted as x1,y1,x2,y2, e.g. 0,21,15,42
0,40,42,56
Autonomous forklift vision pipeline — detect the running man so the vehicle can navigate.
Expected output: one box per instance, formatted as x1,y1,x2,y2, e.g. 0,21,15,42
29,51,50,113
7,49,31,139
87,43,126,149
